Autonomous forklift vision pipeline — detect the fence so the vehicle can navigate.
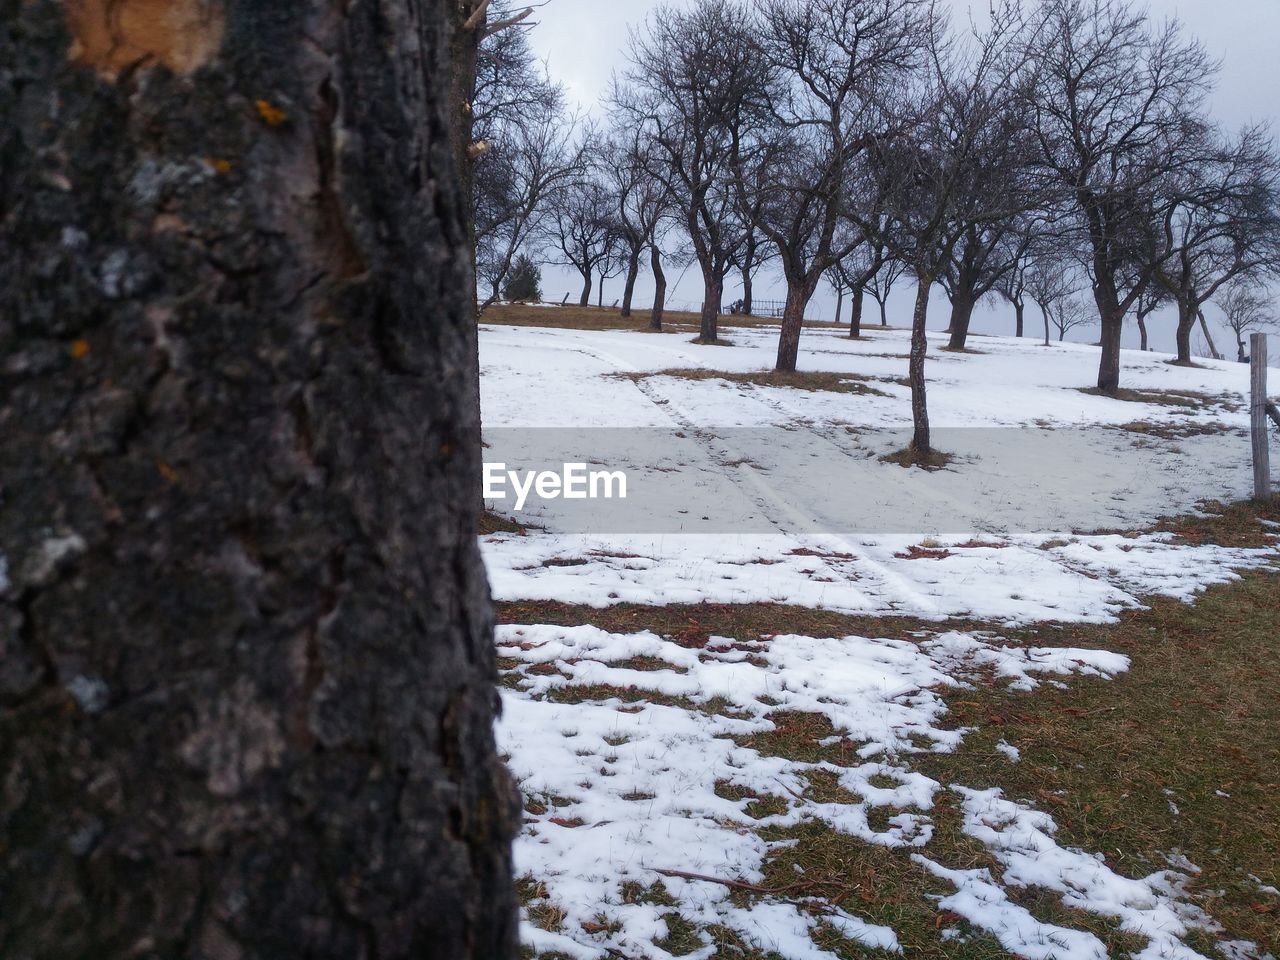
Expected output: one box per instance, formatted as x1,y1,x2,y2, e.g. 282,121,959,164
1251,333,1280,500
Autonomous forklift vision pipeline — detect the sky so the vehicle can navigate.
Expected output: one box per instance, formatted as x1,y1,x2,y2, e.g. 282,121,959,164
522,0,1280,358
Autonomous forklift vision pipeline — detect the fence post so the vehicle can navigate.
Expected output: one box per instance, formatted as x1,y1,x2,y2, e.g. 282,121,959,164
1252,332,1271,500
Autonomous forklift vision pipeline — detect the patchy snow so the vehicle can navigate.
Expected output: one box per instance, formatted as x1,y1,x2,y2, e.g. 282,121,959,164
498,624,1152,960
995,740,1021,762
480,323,1277,625
480,321,1279,959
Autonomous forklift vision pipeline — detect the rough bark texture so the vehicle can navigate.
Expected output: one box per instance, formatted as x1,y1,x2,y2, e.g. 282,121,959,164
697,273,721,343
774,282,811,373
620,250,640,318
946,291,975,351
1014,301,1024,338
650,245,666,332
0,3,519,958
848,285,864,340
909,271,933,453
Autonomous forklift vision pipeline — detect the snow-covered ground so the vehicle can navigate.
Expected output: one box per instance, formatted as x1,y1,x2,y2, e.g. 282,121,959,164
480,322,1279,960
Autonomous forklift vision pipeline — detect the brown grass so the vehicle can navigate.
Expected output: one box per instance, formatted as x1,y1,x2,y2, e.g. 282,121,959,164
1078,386,1242,411
479,301,845,334
612,367,899,397
880,446,956,470
508,499,1280,958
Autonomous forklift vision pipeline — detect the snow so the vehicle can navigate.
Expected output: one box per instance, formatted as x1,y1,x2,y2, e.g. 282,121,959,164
497,623,1151,960
480,323,1277,626
479,321,1279,959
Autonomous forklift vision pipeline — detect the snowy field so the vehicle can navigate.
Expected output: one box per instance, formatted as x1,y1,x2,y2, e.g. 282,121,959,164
479,322,1279,960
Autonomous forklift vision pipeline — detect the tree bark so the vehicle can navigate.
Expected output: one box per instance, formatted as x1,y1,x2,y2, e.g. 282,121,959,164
1014,301,1024,338
1137,312,1150,351
742,267,754,317
579,270,592,307
650,245,666,331
1173,301,1196,364
698,273,721,343
910,271,933,453
834,286,844,327
946,290,976,351
1091,279,1124,391
620,249,641,318
775,281,810,372
849,285,865,339
1198,308,1221,361
0,4,519,958
878,296,888,327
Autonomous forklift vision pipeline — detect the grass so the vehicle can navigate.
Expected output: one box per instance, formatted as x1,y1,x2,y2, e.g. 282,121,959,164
1111,419,1239,441
479,510,528,536
480,301,845,335
880,446,956,470
1078,386,1243,411
508,497,1280,958
612,367,901,396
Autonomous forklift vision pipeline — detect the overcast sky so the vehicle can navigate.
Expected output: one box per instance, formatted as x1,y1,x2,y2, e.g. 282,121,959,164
523,0,1280,357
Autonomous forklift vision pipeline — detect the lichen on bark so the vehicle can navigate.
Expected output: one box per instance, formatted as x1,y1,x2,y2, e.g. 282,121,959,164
0,2,519,957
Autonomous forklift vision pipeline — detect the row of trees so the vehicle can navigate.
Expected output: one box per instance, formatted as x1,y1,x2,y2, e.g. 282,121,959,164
472,0,1280,454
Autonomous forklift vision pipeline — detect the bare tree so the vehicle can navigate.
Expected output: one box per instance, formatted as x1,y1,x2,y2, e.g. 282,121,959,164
832,227,893,338
859,5,1039,454
735,0,933,372
1152,125,1280,364
939,222,1037,350
1217,280,1279,362
1027,259,1082,346
1027,0,1219,391
1132,283,1170,351
867,250,908,326
469,1,586,309
476,103,586,308
617,0,761,343
1048,296,1097,342
605,136,674,318
552,174,622,306
1,2,518,955
996,236,1035,337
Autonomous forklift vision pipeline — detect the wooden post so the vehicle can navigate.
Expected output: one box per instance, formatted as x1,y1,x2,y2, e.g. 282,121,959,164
1252,333,1271,500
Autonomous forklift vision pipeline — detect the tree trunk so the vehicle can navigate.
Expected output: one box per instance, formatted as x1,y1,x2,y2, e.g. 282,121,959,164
579,270,592,307
1014,301,1024,338
650,245,666,332
0,4,519,958
834,286,844,327
909,271,933,453
742,268,754,317
879,297,888,327
597,272,605,308
1040,303,1051,346
1097,311,1124,390
849,285,865,339
775,281,810,372
452,0,483,278
1138,312,1150,351
620,249,641,318
946,290,976,351
1198,309,1221,360
1174,300,1195,365
698,274,721,343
